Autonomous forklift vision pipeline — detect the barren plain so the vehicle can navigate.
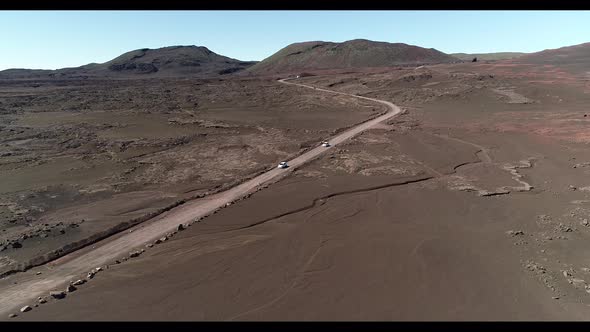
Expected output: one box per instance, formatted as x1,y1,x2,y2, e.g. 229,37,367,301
4,57,590,320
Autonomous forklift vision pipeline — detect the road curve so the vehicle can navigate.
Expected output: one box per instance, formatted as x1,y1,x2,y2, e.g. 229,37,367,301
0,78,403,317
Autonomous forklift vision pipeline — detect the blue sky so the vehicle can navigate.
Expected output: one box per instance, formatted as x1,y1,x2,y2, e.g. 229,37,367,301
1,11,589,70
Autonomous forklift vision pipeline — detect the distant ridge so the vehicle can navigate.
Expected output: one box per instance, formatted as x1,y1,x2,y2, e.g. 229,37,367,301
0,45,257,79
451,52,526,61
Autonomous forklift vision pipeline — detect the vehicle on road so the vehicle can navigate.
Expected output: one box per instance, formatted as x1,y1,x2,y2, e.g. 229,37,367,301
277,161,289,169
321,141,330,147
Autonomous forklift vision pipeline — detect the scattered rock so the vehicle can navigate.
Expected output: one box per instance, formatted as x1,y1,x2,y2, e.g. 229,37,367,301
50,291,66,299
583,219,589,227
571,278,586,288
581,267,590,273
95,267,102,272
87,271,95,279
20,305,32,313
72,279,86,286
66,284,77,292
158,236,167,243
552,296,560,300
526,263,547,274
114,260,121,264
146,243,153,248
8,313,17,318
36,271,42,275
129,250,142,258
11,242,22,249
177,224,185,231
569,185,577,191
563,270,572,278
38,298,46,304
506,230,524,237
558,223,573,232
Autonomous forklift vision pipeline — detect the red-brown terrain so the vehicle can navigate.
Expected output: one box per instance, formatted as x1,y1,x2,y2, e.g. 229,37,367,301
3,41,590,320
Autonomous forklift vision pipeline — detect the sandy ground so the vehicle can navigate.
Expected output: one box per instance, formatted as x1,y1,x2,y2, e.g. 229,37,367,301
0,80,401,316
0,77,379,273
13,125,590,320
5,61,590,320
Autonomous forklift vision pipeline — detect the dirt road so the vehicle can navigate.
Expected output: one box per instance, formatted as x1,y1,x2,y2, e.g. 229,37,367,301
0,78,403,316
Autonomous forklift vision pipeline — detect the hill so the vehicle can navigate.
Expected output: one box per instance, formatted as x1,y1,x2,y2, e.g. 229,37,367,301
0,46,257,79
509,42,590,73
248,39,460,74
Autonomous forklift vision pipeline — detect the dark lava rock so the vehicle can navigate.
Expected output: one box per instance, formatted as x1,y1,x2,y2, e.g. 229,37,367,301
507,230,525,237
49,291,66,299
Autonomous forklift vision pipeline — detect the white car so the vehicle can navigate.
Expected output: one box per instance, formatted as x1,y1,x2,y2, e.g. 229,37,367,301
321,141,330,147
277,161,289,169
